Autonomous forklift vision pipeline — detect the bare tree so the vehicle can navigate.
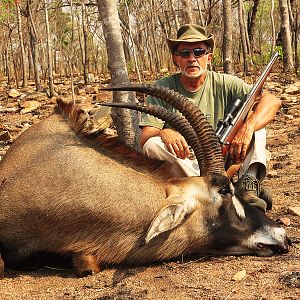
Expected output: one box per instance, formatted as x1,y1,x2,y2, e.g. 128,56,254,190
44,0,54,97
124,0,141,83
69,0,75,102
222,0,234,74
16,1,28,88
6,21,19,88
270,0,276,52
181,0,194,23
247,0,260,51
149,0,162,75
238,0,249,74
279,0,294,72
96,0,139,149
81,0,89,85
294,0,299,73
26,0,41,91
4,48,11,87
168,0,180,30
195,0,205,27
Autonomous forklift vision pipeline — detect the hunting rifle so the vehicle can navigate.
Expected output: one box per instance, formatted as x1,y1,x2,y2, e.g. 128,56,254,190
215,51,279,159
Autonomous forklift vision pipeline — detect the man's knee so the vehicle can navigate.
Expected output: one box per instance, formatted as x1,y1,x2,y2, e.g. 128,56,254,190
142,136,173,161
239,128,267,180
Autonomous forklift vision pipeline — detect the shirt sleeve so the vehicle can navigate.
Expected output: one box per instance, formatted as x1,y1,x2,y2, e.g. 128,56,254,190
139,78,175,129
224,75,253,114
139,94,166,129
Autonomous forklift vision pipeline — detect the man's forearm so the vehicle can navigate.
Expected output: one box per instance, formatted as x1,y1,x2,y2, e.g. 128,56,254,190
140,127,190,159
140,126,161,147
245,91,281,132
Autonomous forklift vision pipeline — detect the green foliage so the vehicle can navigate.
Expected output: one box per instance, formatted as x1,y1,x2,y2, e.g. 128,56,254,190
0,0,15,22
244,0,281,58
126,61,135,72
251,53,265,67
53,10,73,47
211,48,223,68
275,46,283,59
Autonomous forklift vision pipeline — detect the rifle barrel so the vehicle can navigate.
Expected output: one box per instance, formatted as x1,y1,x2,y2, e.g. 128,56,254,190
246,51,279,101
216,51,279,147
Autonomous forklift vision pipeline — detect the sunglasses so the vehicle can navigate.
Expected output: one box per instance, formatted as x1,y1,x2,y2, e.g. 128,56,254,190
175,48,208,58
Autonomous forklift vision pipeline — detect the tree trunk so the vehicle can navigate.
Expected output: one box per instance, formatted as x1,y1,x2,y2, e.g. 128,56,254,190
8,28,19,88
150,0,161,75
29,31,41,90
181,0,194,23
287,0,294,26
124,1,142,83
81,0,89,85
96,0,139,150
195,0,205,27
44,0,55,97
69,0,75,103
27,0,41,91
145,20,155,75
294,0,299,74
279,0,294,72
270,0,276,52
4,49,11,87
247,0,260,51
238,0,249,74
168,0,179,31
243,2,253,66
222,0,234,74
16,2,28,88
28,47,33,80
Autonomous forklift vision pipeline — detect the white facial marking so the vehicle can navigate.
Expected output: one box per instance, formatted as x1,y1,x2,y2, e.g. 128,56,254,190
232,196,246,219
245,225,286,249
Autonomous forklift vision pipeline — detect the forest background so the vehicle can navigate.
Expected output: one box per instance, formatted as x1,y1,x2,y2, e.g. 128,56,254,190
0,0,299,148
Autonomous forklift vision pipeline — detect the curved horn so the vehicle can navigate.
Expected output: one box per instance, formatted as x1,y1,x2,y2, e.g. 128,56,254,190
100,102,204,174
101,85,224,174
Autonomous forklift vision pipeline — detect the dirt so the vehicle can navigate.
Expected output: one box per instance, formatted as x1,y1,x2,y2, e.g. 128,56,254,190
0,75,299,300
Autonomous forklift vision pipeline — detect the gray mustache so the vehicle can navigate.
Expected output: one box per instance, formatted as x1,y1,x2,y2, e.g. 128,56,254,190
187,63,199,68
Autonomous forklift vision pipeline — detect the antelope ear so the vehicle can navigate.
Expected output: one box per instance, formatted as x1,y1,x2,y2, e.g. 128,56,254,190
145,197,197,244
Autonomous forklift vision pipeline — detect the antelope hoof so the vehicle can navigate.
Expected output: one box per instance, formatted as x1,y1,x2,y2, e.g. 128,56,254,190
71,252,100,277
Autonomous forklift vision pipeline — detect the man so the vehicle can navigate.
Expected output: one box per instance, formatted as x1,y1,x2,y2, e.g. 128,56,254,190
139,24,281,212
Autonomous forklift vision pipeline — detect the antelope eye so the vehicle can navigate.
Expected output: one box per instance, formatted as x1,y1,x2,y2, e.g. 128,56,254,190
219,186,231,195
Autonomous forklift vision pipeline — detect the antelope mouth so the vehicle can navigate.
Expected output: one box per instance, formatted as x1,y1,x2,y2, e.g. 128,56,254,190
256,242,290,256
246,225,290,256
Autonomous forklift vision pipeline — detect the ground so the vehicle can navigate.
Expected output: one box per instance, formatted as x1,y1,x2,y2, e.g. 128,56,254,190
0,74,299,300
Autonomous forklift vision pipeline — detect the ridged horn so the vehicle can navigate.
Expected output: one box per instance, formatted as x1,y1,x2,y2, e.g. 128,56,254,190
101,84,224,174
100,102,204,174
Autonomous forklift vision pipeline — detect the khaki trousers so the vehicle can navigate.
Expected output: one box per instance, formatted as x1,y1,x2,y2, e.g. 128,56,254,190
143,128,267,180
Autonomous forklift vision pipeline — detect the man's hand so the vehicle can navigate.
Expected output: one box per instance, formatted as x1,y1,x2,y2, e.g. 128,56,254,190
228,90,281,164
229,122,254,163
160,128,190,159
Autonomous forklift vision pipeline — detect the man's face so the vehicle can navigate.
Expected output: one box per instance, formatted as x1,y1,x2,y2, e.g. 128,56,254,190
173,42,212,79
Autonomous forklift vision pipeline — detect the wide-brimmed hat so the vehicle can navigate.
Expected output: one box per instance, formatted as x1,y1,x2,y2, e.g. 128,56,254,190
167,24,214,54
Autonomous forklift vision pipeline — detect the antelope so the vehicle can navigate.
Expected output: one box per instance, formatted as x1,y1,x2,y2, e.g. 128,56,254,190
0,85,290,278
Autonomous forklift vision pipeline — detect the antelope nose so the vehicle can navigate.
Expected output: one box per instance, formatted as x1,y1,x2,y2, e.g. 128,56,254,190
275,236,291,254
284,236,292,252
257,236,290,254
281,240,290,253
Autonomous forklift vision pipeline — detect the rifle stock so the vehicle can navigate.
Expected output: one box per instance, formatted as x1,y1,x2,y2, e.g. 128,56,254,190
216,52,279,158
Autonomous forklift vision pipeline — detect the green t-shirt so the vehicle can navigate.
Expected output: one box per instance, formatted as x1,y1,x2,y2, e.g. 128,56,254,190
139,71,252,130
